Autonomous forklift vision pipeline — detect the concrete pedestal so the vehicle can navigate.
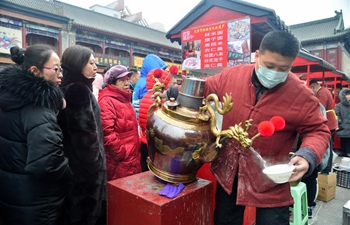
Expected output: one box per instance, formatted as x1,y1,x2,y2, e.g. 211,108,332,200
107,171,213,225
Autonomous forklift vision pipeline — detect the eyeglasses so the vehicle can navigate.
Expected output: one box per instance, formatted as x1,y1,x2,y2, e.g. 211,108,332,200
43,66,63,75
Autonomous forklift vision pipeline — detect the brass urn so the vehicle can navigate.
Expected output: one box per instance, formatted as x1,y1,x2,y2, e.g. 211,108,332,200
146,76,234,183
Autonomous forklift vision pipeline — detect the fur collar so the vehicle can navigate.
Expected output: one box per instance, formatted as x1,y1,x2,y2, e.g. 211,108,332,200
0,65,64,112
339,88,350,106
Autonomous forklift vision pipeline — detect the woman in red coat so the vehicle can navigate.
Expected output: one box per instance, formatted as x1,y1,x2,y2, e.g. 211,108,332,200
99,65,141,181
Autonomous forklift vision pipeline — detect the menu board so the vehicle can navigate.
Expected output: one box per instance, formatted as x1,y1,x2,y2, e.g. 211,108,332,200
181,17,251,71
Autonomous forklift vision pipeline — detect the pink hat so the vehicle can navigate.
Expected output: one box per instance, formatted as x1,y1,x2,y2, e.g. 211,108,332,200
104,65,132,84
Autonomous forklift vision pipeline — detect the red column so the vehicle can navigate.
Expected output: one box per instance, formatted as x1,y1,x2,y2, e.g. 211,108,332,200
102,39,105,54
306,64,310,86
22,22,27,48
337,46,342,70
129,45,133,67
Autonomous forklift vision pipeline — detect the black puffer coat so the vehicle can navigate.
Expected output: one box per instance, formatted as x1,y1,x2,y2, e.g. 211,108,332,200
57,67,106,225
0,65,71,225
335,88,350,137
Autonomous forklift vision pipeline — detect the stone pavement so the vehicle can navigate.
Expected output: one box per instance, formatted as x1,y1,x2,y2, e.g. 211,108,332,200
309,154,350,225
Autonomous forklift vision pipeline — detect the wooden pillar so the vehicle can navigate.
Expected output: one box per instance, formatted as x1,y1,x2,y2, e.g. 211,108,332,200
306,64,310,86
129,45,133,67
22,21,27,48
102,39,105,54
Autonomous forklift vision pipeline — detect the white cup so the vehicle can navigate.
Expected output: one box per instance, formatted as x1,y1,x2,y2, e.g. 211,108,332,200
341,158,350,168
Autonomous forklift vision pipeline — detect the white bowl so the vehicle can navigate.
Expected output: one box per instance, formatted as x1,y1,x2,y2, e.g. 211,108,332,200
183,57,199,70
263,164,295,184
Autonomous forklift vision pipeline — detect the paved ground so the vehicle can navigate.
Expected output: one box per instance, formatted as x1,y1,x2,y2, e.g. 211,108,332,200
308,153,350,225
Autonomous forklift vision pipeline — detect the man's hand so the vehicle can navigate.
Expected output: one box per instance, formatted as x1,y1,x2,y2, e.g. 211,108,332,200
152,91,167,101
288,156,309,182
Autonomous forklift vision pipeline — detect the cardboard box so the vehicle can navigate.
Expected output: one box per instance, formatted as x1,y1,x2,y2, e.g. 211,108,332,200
317,172,336,202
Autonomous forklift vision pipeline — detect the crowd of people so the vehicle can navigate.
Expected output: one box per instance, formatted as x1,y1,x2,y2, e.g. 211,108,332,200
0,30,347,225
0,43,181,224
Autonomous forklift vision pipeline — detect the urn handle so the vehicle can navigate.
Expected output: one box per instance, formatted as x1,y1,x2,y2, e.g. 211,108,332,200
197,93,235,148
147,78,165,118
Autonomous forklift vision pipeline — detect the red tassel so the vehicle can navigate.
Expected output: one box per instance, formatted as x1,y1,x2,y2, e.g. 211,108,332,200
258,121,275,137
270,116,285,131
169,65,179,75
154,69,163,78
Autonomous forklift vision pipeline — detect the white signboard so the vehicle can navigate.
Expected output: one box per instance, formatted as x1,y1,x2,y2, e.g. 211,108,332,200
0,27,22,54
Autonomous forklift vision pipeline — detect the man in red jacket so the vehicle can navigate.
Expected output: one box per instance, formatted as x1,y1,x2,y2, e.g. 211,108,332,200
309,79,338,172
204,31,330,225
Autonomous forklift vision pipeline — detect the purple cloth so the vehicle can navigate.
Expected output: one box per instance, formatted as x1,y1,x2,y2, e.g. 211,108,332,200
159,183,185,198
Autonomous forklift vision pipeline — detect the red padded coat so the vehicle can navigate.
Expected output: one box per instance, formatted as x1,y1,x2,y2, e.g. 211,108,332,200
99,85,141,181
315,86,338,130
204,64,330,208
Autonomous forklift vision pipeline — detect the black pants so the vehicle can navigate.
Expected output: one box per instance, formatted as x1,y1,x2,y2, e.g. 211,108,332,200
321,130,334,174
140,142,149,172
301,167,318,207
214,178,290,225
340,137,350,154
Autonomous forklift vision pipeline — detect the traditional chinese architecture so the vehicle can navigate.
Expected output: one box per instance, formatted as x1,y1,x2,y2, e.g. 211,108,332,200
290,10,350,86
0,0,182,72
166,0,349,81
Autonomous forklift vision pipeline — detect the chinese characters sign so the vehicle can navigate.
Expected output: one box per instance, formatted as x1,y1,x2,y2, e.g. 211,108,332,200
181,17,251,71
94,53,129,67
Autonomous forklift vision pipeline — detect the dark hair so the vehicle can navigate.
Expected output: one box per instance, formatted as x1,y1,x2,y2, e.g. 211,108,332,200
259,31,300,59
104,66,111,74
128,68,138,73
309,79,319,86
61,45,92,74
128,68,139,78
10,45,55,71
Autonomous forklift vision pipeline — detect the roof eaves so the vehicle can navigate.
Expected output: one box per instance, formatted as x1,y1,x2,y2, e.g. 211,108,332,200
299,49,336,71
166,0,288,44
73,23,181,51
1,0,70,24
55,1,181,49
300,30,350,43
289,15,338,28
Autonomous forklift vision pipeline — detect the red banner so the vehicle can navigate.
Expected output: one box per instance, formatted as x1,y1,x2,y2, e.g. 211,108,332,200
181,17,251,71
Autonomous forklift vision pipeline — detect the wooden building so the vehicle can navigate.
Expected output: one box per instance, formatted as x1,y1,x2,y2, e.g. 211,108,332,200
0,0,182,72
165,0,350,80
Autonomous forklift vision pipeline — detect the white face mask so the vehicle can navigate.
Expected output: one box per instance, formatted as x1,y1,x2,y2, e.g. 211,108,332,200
256,60,289,89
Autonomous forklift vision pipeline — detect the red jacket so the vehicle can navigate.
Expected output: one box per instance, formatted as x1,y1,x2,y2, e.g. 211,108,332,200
204,64,330,208
99,85,141,180
315,86,338,130
138,69,171,144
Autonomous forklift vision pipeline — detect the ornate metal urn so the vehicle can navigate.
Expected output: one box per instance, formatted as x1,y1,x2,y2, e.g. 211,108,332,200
146,76,234,183
145,75,284,184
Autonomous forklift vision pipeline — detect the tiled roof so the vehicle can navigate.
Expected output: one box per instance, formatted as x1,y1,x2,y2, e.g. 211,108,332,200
167,0,290,44
289,11,350,42
4,0,64,16
3,0,181,50
54,1,181,50
299,49,336,71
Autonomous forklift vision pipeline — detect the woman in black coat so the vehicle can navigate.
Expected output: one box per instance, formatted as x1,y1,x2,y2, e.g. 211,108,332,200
335,88,350,157
57,45,107,225
0,45,71,224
